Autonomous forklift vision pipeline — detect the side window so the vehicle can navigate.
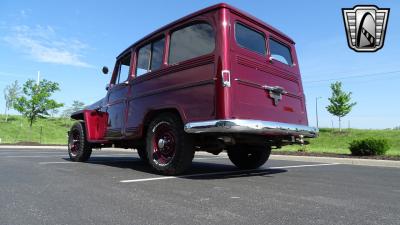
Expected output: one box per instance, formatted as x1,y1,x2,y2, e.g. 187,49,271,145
269,39,293,65
151,38,165,70
136,37,165,77
235,23,266,55
168,23,215,64
115,53,131,84
136,44,151,76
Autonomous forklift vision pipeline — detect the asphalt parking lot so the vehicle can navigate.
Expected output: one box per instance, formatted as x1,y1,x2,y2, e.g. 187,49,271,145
0,148,399,225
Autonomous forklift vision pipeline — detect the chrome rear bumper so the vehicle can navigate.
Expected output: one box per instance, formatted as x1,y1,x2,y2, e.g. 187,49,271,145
184,119,318,138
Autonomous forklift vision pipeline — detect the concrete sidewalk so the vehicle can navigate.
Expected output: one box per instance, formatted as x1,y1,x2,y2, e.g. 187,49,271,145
1,145,399,168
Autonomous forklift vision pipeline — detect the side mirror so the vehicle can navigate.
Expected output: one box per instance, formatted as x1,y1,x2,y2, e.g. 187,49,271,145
105,83,111,91
102,66,109,75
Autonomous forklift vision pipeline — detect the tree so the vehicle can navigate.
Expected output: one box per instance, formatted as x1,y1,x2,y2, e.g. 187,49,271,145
3,80,21,122
14,79,64,127
61,100,86,118
326,81,356,132
50,108,59,118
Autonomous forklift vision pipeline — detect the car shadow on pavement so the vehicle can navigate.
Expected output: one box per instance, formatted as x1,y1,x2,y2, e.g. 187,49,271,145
62,156,287,179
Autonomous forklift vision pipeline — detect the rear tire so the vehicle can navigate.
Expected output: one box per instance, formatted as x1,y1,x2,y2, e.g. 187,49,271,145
146,113,194,175
227,145,271,169
68,122,92,162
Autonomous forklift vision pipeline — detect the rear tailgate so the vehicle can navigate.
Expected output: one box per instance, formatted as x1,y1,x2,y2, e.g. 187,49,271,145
229,18,308,126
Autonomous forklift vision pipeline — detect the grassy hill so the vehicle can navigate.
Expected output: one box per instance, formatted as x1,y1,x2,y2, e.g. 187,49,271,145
0,115,399,156
282,128,400,156
0,114,74,145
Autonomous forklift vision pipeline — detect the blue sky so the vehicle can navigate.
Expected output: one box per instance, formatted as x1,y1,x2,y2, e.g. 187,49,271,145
0,0,399,129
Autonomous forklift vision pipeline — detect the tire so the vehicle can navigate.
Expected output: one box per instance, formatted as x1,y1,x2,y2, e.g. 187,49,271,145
146,113,194,175
227,144,271,169
136,147,148,163
68,122,92,162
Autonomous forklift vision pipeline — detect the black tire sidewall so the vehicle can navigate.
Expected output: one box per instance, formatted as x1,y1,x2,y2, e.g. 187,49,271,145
68,122,92,162
136,147,148,162
146,113,194,175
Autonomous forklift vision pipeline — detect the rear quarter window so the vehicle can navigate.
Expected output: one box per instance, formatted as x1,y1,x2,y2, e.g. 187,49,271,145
136,37,165,76
168,22,215,64
235,23,266,55
269,39,293,65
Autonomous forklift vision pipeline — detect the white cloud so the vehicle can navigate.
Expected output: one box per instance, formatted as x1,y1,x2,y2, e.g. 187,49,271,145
3,25,93,68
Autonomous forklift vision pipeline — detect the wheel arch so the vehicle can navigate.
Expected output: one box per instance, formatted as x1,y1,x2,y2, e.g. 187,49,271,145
70,110,85,121
142,108,185,136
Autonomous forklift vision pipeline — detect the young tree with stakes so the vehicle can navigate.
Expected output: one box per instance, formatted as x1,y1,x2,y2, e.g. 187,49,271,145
14,79,64,127
326,81,356,132
3,80,21,122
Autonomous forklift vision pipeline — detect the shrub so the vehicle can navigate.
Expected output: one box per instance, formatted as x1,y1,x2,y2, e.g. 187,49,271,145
349,138,390,156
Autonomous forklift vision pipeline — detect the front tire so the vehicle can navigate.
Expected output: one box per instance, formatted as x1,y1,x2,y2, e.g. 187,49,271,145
146,113,194,175
68,122,92,162
227,145,271,169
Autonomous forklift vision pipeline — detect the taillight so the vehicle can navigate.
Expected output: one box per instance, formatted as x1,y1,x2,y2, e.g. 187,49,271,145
221,70,231,87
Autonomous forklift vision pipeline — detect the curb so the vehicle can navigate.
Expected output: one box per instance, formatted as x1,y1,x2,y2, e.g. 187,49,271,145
1,145,399,168
270,154,400,168
0,145,67,149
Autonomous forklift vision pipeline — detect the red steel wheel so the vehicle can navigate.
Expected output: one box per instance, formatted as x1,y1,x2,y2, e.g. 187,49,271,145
152,122,177,166
69,129,81,157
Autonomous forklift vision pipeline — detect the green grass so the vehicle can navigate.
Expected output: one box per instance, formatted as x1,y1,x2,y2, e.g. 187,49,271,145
0,115,399,156
0,114,74,145
281,128,400,156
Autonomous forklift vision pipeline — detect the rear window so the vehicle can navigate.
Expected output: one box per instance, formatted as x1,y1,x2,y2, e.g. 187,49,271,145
235,23,266,55
269,39,293,65
168,23,215,64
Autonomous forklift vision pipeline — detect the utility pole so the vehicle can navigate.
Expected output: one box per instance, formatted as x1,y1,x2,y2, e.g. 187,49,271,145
315,97,322,128
37,71,40,85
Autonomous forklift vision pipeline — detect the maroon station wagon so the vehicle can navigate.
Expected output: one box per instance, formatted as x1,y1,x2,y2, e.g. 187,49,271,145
68,3,318,175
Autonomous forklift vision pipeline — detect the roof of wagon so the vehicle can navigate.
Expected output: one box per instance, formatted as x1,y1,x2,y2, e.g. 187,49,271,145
117,3,295,58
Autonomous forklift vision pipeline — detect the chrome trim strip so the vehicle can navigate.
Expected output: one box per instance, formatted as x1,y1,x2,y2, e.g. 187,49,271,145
184,119,318,138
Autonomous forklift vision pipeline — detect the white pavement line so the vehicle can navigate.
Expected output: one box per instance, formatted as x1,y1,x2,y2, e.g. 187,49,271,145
39,159,139,165
39,161,76,165
193,156,229,160
3,154,135,158
94,154,134,157
269,163,341,169
120,163,339,183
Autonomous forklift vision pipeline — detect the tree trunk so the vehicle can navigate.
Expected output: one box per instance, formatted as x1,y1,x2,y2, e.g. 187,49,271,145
338,116,342,132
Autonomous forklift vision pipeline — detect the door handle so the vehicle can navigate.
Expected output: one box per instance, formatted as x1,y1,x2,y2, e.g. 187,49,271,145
262,85,288,95
268,56,274,63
